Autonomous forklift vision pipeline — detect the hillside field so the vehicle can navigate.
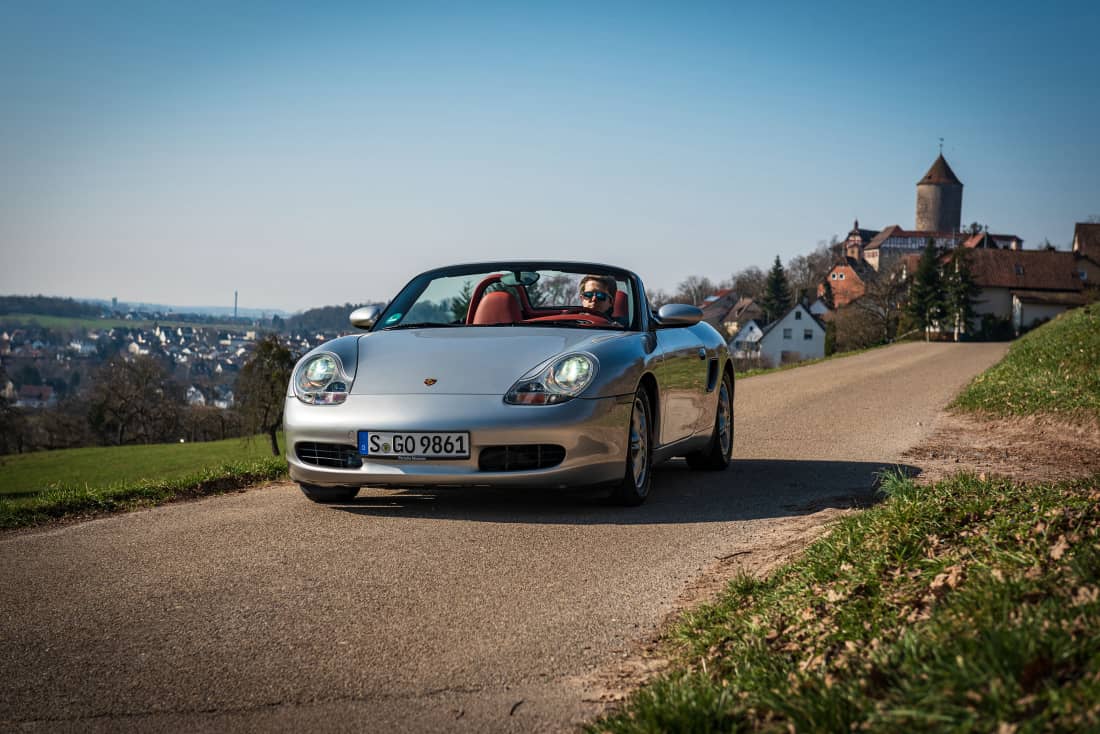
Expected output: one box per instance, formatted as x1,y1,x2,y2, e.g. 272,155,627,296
0,434,286,497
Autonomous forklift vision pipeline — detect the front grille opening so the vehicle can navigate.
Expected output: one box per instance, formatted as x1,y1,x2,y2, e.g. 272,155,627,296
295,442,363,468
478,444,565,472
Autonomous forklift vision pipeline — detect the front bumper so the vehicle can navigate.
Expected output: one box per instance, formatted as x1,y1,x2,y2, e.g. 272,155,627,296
284,393,632,488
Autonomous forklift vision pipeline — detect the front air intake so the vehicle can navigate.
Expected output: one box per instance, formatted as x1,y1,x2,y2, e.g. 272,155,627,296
478,444,565,472
295,442,363,468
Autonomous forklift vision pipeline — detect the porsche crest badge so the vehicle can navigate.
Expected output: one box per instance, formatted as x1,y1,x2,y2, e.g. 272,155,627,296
423,378,438,386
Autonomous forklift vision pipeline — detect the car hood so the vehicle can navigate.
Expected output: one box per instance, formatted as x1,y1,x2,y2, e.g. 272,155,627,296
352,327,630,395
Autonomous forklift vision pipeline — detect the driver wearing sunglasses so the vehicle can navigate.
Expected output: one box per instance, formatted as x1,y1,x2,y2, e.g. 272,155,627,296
579,274,617,319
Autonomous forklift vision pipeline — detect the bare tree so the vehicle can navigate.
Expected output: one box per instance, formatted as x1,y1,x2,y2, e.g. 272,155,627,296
730,266,766,301
526,274,576,307
87,355,183,445
673,276,716,306
0,396,27,455
848,264,910,344
787,240,838,303
833,305,882,351
646,289,672,310
237,335,296,456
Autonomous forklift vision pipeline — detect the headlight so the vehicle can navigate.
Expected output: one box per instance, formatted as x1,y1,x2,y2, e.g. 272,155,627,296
294,353,350,405
505,353,597,405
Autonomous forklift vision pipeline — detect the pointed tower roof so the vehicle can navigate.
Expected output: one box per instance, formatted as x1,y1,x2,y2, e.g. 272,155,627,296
918,154,962,185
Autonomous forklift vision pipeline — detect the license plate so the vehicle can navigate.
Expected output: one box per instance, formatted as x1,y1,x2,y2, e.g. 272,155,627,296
358,431,470,459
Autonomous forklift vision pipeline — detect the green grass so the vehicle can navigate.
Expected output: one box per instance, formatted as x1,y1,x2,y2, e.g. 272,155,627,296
592,472,1100,733
0,434,285,496
0,435,288,529
0,313,132,330
952,303,1100,422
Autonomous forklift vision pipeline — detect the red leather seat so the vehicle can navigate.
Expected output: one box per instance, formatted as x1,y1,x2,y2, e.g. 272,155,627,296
612,291,629,320
472,291,521,325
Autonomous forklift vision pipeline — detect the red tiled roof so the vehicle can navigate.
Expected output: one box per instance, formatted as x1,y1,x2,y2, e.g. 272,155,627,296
864,225,902,251
917,154,963,185
827,258,874,281
963,249,1083,291
727,297,762,323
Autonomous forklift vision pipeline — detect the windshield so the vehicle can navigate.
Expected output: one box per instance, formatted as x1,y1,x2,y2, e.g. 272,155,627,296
377,265,641,331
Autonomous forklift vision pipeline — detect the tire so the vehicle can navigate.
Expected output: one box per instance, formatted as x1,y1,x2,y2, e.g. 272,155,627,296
299,484,359,503
611,388,654,506
686,371,733,470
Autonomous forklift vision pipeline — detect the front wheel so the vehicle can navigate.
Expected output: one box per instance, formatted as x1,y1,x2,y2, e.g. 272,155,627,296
299,484,359,503
611,388,653,506
686,371,733,470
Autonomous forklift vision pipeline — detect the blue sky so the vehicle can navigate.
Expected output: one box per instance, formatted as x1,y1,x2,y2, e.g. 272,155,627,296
2,1,1098,312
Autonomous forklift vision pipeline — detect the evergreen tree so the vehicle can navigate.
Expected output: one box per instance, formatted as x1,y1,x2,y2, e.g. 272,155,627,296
821,278,835,310
824,320,836,356
906,239,945,340
760,255,793,323
450,281,474,322
943,247,980,342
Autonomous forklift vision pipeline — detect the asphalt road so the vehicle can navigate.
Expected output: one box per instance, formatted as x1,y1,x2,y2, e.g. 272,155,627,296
0,341,1009,732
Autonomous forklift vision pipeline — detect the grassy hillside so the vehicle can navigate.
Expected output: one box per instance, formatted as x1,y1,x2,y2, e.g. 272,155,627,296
0,434,285,497
952,303,1100,422
592,472,1100,733
0,435,288,528
0,313,135,330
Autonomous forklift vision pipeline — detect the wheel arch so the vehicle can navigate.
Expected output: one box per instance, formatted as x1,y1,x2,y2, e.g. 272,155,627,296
723,359,735,398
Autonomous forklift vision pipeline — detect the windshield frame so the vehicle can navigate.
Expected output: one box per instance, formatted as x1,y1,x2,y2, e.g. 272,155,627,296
373,261,649,333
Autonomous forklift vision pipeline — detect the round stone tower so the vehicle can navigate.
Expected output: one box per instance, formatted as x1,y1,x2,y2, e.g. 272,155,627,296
915,154,963,232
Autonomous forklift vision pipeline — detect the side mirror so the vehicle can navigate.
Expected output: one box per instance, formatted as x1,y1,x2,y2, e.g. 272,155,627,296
655,303,703,328
349,304,384,330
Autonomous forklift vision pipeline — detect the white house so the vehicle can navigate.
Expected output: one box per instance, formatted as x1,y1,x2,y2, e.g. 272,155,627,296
963,248,1085,335
186,385,207,407
739,303,826,367
729,320,765,359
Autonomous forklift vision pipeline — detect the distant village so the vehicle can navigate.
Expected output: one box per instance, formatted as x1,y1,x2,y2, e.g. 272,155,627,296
0,321,345,413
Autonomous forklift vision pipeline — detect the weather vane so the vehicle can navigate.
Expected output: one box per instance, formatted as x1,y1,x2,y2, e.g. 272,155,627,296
939,137,944,154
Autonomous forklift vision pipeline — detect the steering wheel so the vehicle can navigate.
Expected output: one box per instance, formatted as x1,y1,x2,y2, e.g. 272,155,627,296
523,307,614,326
576,307,613,322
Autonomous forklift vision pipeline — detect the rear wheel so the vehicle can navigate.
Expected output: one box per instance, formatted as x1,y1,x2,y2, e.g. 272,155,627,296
612,388,653,506
299,484,359,503
686,371,733,470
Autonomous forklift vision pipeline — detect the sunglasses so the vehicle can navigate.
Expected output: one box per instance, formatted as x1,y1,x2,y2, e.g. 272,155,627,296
580,290,610,302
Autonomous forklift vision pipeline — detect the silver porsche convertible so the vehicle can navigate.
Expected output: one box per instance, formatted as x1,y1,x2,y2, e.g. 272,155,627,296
284,261,733,505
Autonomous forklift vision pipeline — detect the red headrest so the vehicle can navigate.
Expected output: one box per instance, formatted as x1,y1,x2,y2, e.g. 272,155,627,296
473,291,521,325
613,291,629,319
